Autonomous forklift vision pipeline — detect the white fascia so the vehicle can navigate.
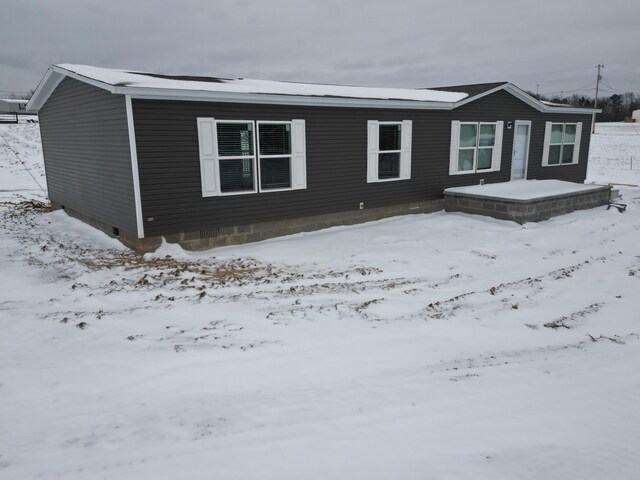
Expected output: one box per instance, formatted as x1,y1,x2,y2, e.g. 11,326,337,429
25,67,66,112
452,83,601,114
123,87,458,110
118,84,601,114
27,65,116,112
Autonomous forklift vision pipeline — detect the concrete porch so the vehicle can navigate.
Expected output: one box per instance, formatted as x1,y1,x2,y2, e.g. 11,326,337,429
444,180,612,224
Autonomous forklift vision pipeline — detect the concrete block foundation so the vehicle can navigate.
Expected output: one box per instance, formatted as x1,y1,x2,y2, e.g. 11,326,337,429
444,185,612,224
53,200,443,253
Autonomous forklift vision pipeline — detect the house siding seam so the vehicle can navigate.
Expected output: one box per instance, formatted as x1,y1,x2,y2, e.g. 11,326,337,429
132,90,593,237
39,77,138,235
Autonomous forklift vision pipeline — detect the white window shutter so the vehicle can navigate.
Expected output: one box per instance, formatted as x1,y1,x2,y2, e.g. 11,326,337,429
491,121,504,171
449,121,460,175
572,122,582,164
541,121,552,166
291,119,307,189
367,120,379,183
400,120,412,180
197,117,220,196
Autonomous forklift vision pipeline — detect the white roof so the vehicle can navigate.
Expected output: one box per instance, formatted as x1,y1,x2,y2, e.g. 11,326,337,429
445,180,608,201
56,64,468,103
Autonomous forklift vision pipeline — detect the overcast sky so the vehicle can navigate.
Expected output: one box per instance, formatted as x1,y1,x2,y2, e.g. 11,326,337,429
1,0,638,98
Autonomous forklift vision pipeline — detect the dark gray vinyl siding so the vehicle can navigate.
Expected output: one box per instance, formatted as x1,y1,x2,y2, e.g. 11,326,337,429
133,90,593,236
452,90,591,183
39,78,137,235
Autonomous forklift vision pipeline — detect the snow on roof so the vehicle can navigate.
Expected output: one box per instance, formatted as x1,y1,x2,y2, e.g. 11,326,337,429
540,100,572,107
0,98,29,104
445,180,609,202
56,64,468,103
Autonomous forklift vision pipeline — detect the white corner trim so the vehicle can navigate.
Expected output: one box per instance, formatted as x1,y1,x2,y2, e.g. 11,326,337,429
125,95,145,239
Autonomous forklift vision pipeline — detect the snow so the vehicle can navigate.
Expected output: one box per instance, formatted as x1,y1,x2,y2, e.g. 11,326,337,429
56,64,469,103
445,179,607,201
540,100,571,107
1,122,639,479
587,122,640,186
0,122,47,199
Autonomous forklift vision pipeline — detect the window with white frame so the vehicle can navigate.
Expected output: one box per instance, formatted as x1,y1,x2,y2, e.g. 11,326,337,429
367,120,412,182
217,121,256,193
197,118,306,196
449,121,504,175
258,122,292,190
542,122,582,166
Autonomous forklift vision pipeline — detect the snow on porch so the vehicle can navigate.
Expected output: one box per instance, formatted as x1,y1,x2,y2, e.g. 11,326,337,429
444,179,608,202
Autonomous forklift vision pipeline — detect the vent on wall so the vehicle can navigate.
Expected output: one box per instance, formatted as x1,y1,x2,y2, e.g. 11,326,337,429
200,227,220,239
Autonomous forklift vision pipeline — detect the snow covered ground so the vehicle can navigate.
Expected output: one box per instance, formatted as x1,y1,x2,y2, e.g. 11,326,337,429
0,122,639,479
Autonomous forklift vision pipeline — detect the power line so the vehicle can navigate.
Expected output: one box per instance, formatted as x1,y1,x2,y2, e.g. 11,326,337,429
540,81,596,96
0,129,47,195
600,74,625,94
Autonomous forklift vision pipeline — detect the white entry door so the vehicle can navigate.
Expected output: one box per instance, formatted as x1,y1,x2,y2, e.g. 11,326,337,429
511,121,531,180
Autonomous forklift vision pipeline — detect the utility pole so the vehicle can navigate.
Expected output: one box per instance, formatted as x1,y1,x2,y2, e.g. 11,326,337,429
592,64,604,134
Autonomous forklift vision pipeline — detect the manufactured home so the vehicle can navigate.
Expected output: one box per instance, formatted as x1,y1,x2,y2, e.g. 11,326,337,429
27,64,602,252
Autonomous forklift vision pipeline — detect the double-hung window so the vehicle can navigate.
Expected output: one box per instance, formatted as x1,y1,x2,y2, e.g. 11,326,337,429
449,121,503,175
258,122,292,190
542,122,582,166
367,120,412,182
197,118,306,196
217,121,257,193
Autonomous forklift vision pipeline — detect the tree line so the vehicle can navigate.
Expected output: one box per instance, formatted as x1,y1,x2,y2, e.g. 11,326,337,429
527,91,640,122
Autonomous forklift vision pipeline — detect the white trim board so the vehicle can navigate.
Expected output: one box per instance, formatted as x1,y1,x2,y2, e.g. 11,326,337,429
124,95,145,239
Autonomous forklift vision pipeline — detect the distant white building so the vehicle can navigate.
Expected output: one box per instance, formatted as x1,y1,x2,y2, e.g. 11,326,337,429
632,109,640,123
0,98,28,113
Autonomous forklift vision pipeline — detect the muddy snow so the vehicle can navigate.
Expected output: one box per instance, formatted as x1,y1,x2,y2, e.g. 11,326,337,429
1,122,639,479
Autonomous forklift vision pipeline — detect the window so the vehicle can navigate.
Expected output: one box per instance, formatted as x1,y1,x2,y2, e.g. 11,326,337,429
197,118,306,196
378,123,402,179
367,120,412,182
449,121,504,175
216,121,256,193
258,122,292,190
542,122,582,166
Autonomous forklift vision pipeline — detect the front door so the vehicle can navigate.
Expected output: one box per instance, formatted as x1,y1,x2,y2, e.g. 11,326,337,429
511,121,531,180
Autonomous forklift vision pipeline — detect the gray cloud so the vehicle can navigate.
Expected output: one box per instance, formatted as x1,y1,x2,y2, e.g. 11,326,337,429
0,0,638,97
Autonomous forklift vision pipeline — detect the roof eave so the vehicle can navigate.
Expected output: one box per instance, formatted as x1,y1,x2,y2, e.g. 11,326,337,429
123,86,458,110
26,65,116,112
26,65,601,114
